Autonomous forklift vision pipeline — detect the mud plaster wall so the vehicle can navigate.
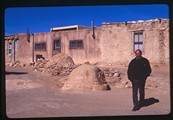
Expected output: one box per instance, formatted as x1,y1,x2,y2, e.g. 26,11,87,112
51,29,101,64
5,40,13,63
17,34,32,63
99,20,169,65
99,24,133,65
6,19,169,66
5,34,32,64
34,33,52,61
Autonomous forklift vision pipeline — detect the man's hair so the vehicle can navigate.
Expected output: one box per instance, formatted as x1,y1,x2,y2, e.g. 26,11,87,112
135,49,142,54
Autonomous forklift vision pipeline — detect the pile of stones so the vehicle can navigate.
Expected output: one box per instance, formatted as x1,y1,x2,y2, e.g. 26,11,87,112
33,53,79,76
6,61,26,67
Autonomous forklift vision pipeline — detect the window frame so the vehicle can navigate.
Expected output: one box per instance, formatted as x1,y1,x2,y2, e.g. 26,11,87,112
133,32,144,52
8,42,12,55
35,42,46,51
53,39,61,51
69,40,84,49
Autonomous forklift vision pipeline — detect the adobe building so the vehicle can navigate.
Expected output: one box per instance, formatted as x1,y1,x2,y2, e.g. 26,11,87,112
5,18,169,67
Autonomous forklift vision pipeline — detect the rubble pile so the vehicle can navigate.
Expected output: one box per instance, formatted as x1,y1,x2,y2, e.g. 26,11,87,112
101,68,120,77
62,63,111,91
33,59,48,72
99,67,130,88
99,67,160,89
6,61,26,67
33,53,78,76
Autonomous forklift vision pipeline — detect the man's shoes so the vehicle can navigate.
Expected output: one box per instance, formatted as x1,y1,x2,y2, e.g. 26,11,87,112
132,106,140,111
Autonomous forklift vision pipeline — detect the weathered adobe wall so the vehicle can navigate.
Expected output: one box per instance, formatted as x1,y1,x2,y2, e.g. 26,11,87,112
99,23,133,65
5,34,32,64
51,29,102,64
34,33,52,61
99,19,169,65
5,40,12,63
16,34,32,63
33,29,102,64
11,19,169,66
141,19,169,65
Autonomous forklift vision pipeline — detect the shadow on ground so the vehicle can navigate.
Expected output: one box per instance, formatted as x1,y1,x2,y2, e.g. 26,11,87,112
5,71,28,75
140,97,159,108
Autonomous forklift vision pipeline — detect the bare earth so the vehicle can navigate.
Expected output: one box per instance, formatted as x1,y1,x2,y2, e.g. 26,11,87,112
5,65,170,118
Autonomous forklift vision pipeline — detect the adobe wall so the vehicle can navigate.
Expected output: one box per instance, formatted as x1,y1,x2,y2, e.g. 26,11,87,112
51,29,101,64
32,30,102,64
5,40,13,63
6,19,169,66
99,19,169,66
5,34,32,64
34,32,52,61
16,34,32,63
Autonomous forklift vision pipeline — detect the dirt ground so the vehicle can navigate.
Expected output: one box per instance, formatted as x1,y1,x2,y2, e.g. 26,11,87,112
5,65,170,118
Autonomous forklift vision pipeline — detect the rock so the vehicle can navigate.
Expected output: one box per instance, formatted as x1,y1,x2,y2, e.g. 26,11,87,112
125,84,132,88
109,73,114,77
84,61,90,64
114,72,120,77
92,84,111,91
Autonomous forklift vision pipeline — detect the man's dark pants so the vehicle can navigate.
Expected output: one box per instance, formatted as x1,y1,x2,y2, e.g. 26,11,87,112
131,79,146,108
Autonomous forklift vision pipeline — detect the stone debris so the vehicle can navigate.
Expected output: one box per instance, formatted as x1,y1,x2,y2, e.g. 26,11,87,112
62,63,111,91
33,59,48,72
100,67,120,78
33,53,78,76
6,61,26,67
98,67,162,90
6,54,166,91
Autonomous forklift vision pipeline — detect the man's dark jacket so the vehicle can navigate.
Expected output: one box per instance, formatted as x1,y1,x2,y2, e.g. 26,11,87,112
127,57,151,81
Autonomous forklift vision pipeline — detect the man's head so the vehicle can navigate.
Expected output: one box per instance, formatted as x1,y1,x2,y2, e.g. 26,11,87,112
135,49,142,57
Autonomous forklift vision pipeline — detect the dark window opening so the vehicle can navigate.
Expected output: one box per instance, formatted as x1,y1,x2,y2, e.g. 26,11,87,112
53,39,61,51
134,32,143,52
35,43,46,51
69,40,83,49
36,54,45,61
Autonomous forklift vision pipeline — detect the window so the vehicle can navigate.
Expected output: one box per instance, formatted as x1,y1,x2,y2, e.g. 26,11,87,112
69,40,83,49
134,32,143,51
53,39,61,51
35,43,46,51
8,43,12,55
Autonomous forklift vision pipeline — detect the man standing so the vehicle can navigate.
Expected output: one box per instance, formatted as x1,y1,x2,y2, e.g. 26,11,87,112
127,49,151,111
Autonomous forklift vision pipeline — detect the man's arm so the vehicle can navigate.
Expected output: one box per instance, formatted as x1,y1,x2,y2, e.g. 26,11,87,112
127,60,134,81
145,59,152,76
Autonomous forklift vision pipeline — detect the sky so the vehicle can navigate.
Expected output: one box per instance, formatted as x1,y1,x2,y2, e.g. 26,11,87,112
5,4,169,35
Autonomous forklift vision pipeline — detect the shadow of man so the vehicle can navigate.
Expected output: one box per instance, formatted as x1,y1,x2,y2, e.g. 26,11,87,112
139,97,159,109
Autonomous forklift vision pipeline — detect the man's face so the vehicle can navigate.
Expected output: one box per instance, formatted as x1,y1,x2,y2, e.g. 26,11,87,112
135,50,142,57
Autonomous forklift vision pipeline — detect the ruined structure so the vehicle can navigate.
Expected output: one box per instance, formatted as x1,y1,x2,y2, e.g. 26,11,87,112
5,18,169,66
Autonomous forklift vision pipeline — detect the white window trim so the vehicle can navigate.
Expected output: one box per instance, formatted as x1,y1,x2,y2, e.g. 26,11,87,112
8,42,12,55
132,31,145,53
